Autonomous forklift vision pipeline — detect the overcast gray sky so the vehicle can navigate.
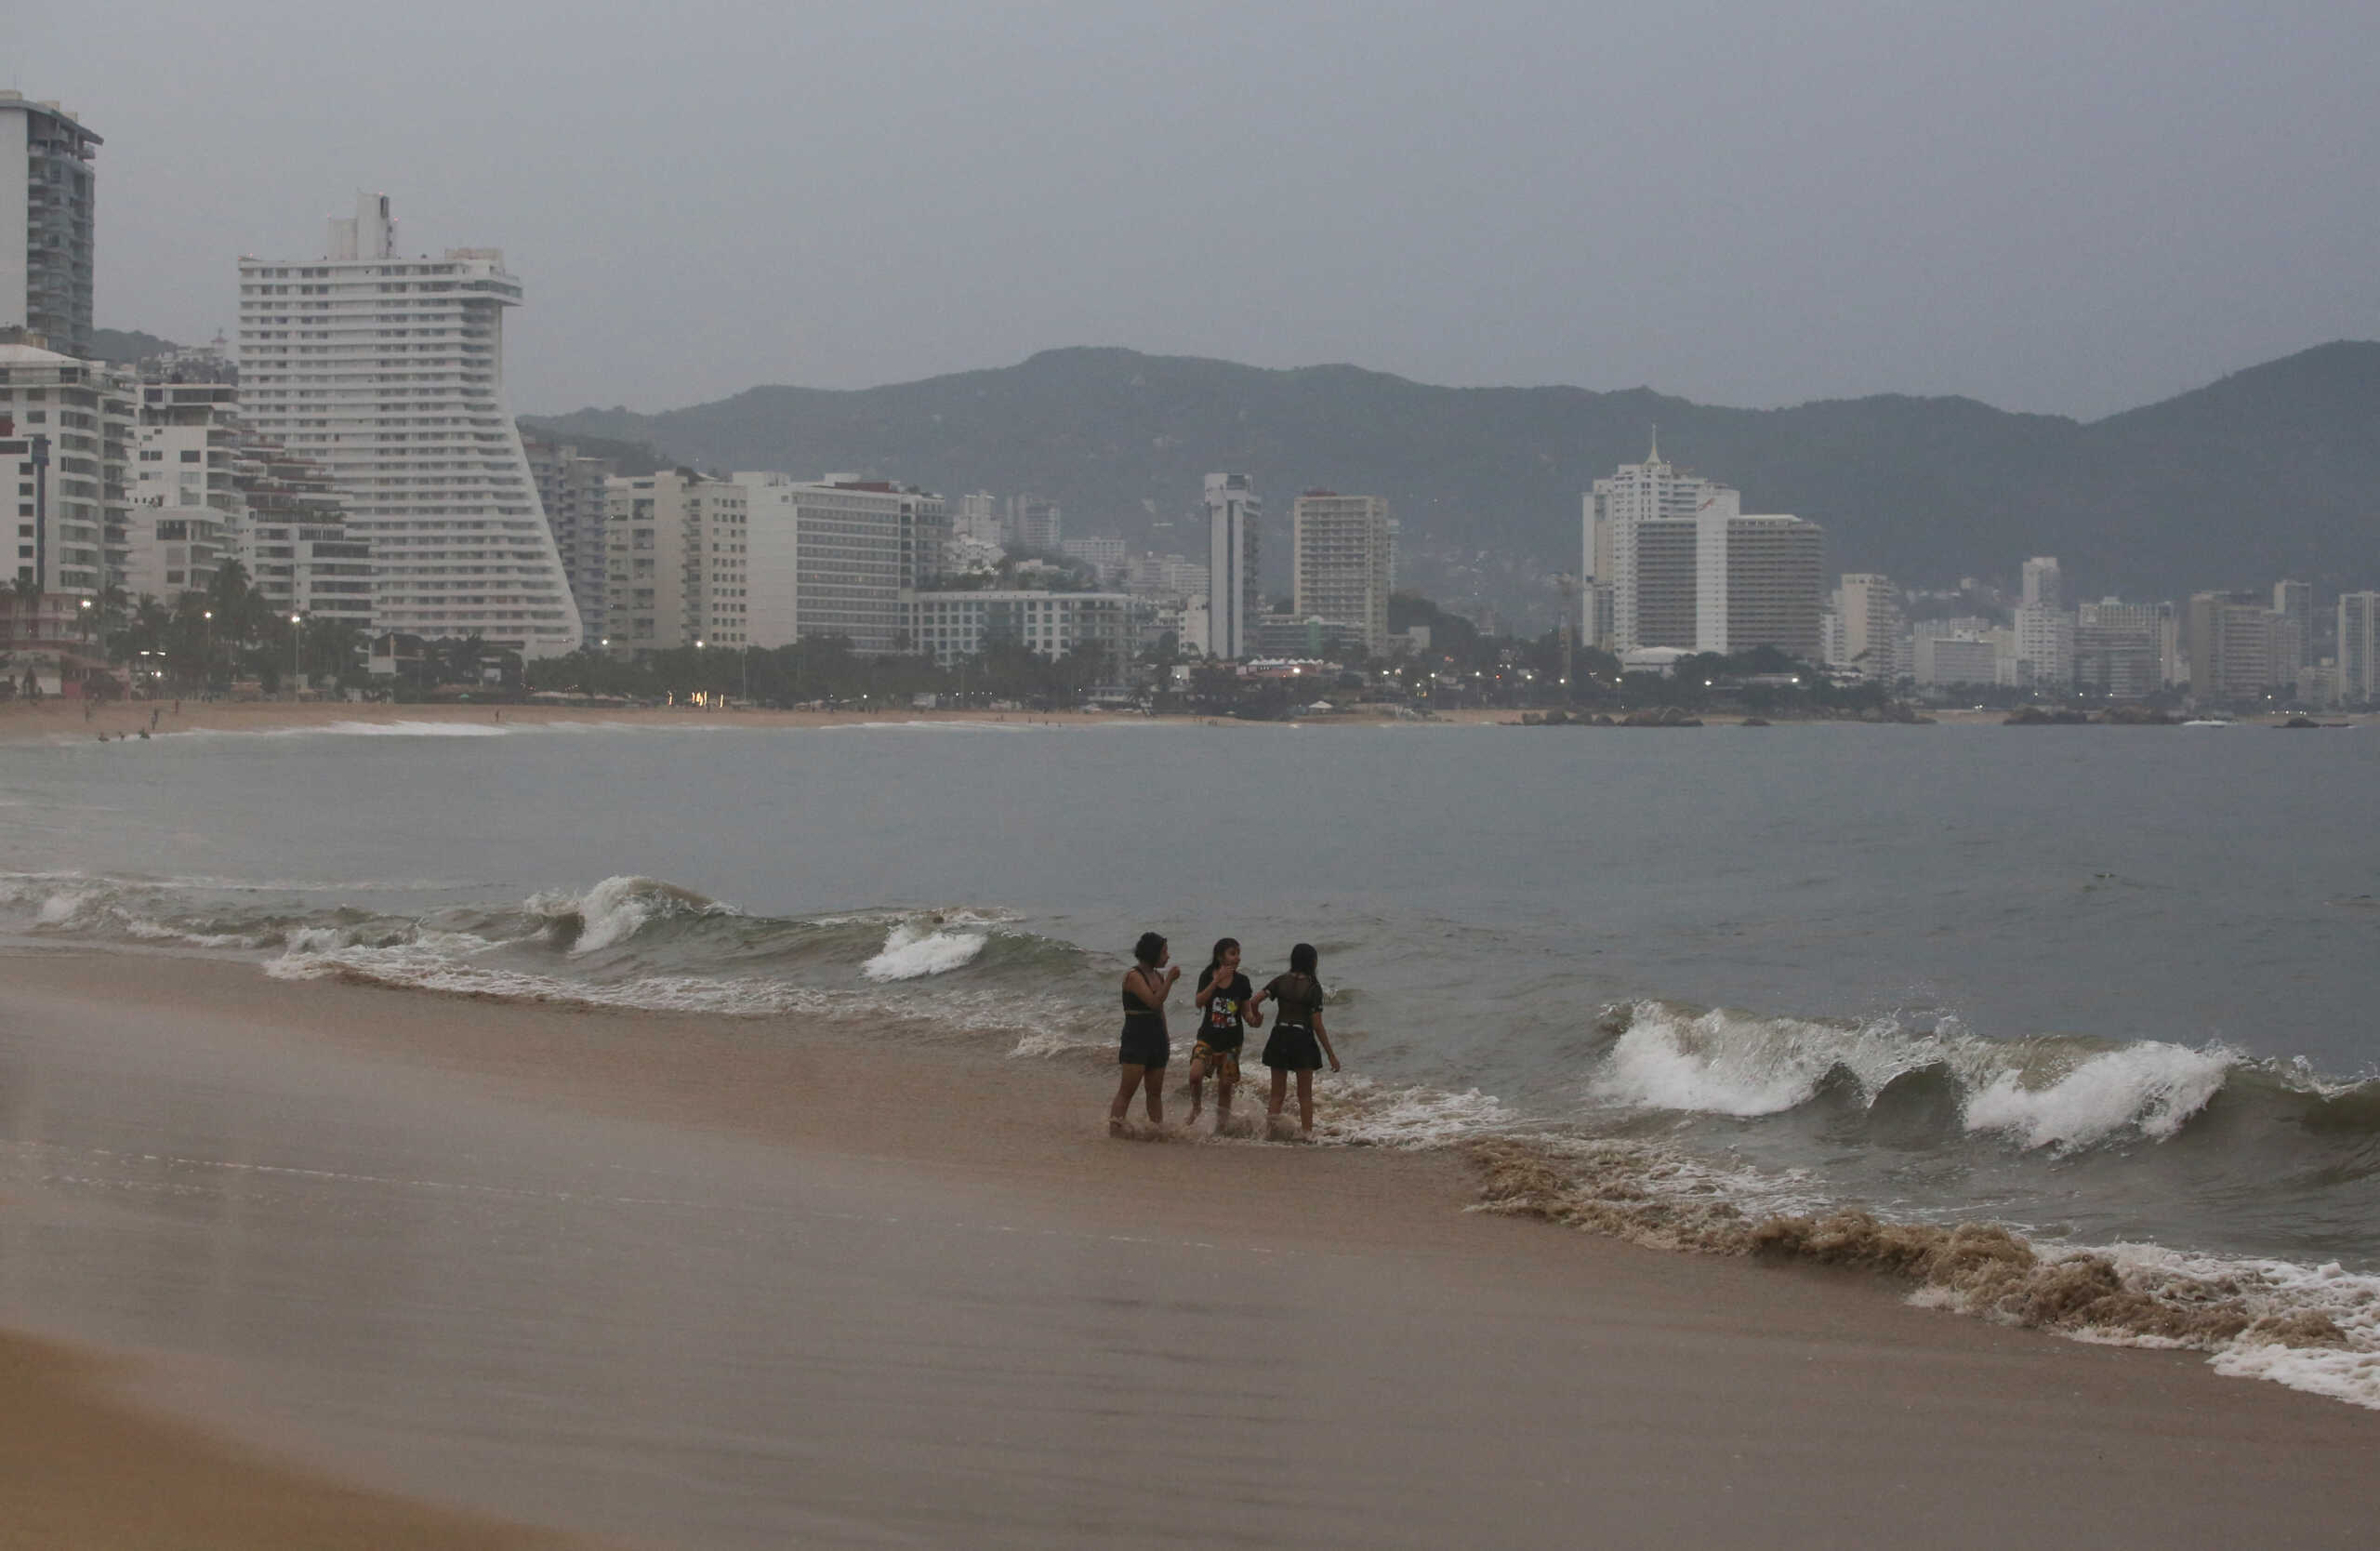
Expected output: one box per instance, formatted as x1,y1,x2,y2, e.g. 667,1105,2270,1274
12,1,2375,418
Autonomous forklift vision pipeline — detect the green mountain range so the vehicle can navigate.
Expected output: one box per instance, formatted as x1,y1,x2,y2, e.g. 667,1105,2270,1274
524,342,2380,611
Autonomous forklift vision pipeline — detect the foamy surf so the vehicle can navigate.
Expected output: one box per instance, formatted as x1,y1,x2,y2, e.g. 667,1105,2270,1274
861,921,988,980
1590,1000,2246,1153
1469,1133,2380,1410
525,875,730,956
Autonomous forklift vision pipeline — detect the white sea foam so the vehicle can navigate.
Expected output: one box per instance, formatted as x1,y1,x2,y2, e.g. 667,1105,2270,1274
1592,1003,1950,1118
1318,1078,1520,1147
1962,1042,2233,1150
519,875,728,956
2053,1241,2380,1410
1591,1001,2240,1153
861,921,987,980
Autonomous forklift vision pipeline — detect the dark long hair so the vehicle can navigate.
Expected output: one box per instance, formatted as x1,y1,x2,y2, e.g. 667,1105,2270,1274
1133,931,1168,968
1206,937,1239,979
1289,942,1318,975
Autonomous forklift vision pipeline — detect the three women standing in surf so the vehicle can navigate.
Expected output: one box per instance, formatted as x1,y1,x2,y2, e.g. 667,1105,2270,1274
1115,933,1339,1140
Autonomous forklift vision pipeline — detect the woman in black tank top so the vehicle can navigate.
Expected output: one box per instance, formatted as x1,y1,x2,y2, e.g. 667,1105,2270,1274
1252,941,1341,1138
1109,931,1179,1136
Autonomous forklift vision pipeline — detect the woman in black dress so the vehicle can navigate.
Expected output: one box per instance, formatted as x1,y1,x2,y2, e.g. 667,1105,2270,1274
1252,942,1340,1139
1109,931,1179,1135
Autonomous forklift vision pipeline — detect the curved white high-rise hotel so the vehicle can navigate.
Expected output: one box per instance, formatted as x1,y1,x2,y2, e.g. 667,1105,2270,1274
236,194,580,656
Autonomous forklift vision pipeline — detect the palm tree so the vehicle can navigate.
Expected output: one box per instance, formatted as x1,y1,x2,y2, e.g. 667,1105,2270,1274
8,573,42,651
98,582,129,650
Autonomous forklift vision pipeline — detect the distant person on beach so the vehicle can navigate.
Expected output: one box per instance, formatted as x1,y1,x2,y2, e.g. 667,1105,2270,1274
1186,936,1261,1131
1110,932,1179,1136
1253,943,1340,1139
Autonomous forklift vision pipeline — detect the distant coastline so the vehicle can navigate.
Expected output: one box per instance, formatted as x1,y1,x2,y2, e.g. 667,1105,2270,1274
4,698,2370,745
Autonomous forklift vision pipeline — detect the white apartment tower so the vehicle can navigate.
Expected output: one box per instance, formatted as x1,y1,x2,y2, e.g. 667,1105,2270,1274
236,194,580,656
1291,490,1394,656
0,94,100,363
602,471,749,653
2337,592,2380,705
735,473,948,654
1832,574,1904,681
525,436,617,648
1584,436,1731,652
0,340,134,603
130,378,243,603
1695,504,1825,658
2013,555,2073,685
2274,579,2315,667
1204,472,1262,659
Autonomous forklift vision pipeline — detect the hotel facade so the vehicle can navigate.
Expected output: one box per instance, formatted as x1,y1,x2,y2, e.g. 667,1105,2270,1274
236,193,580,656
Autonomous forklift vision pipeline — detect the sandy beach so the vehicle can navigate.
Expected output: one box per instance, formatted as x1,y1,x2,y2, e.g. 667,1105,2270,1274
0,948,2373,1548
6,696,2359,745
0,696,1510,745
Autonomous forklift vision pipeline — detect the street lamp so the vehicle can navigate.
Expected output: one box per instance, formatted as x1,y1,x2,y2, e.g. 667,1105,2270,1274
78,597,98,704
289,613,303,698
201,610,213,694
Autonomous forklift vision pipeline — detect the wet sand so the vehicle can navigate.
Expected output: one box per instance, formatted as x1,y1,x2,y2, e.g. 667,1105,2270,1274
2,948,2375,1547
0,1329,588,1550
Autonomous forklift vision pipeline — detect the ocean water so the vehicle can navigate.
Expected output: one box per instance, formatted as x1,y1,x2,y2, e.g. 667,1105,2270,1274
4,717,2377,1403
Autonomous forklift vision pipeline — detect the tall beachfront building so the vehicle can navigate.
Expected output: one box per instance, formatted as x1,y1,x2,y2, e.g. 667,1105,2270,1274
1831,574,1904,681
601,470,749,653
2337,592,2380,705
1583,436,1729,652
2013,555,2073,686
525,435,617,648
2273,579,2314,667
1204,472,1262,659
0,339,133,644
1694,504,1824,658
1291,491,1394,656
0,94,100,362
236,193,580,656
735,472,948,655
1587,439,1822,658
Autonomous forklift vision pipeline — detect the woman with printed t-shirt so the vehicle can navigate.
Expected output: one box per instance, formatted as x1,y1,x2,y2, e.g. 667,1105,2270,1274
1186,937,1261,1132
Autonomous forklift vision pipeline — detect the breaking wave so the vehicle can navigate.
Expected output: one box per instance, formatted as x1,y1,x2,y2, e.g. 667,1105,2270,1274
1584,1000,2334,1156
861,921,989,980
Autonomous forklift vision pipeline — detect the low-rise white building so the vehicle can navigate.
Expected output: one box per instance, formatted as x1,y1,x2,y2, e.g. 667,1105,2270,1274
1913,633,1997,688
911,590,1144,672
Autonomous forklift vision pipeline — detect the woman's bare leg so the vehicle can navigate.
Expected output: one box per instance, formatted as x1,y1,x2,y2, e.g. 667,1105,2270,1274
1109,1067,1146,1134
1296,1069,1316,1135
1268,1067,1289,1120
1184,1054,1206,1122
1214,1070,1235,1132
1144,1067,1165,1126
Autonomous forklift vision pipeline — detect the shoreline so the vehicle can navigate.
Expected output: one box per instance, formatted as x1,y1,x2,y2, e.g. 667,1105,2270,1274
6,696,2362,744
3,948,2377,1546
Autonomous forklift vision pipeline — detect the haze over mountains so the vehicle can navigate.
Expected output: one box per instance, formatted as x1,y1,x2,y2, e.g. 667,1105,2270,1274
526,343,2380,613
105,320,2377,621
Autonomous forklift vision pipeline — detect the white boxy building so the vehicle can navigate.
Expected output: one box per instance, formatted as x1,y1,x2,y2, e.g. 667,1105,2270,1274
910,590,1146,671
236,193,580,656
737,473,948,655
